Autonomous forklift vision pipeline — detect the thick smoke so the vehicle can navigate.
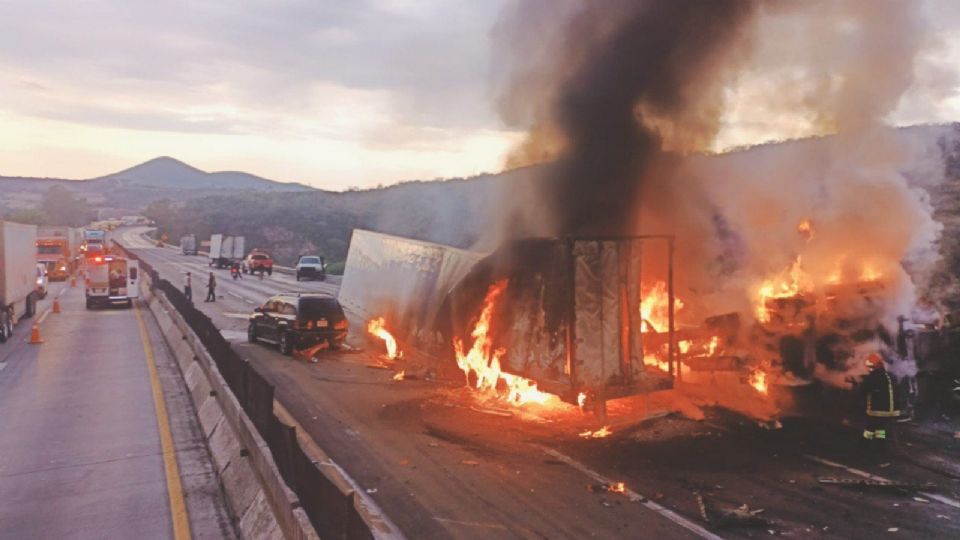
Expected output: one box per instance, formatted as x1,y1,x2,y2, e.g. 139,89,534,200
493,0,949,395
493,0,760,236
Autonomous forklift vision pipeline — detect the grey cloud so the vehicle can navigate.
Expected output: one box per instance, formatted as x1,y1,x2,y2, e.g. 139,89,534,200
0,0,508,132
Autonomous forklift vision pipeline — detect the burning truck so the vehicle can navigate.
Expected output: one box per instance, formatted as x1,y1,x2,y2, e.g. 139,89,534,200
340,221,960,422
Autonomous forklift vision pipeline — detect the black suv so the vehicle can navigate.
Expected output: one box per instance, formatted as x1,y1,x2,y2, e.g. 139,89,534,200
247,293,348,355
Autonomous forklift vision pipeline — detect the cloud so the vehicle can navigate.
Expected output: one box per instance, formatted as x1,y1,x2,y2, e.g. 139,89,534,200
0,0,513,187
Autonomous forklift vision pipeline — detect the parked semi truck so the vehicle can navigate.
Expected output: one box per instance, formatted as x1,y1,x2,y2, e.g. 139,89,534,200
1,221,40,343
180,234,197,255
208,234,245,268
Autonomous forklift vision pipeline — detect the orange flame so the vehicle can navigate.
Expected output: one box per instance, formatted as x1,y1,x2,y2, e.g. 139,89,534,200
454,281,555,406
367,317,400,360
748,369,768,395
859,264,882,282
607,482,626,494
579,426,612,439
640,281,682,333
756,256,812,323
706,335,719,356
393,370,405,381
577,392,587,412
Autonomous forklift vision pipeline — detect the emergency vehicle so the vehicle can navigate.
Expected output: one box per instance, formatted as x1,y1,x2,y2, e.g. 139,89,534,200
84,254,139,309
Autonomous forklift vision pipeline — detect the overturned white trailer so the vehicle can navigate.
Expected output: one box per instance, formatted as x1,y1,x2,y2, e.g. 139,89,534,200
338,229,484,341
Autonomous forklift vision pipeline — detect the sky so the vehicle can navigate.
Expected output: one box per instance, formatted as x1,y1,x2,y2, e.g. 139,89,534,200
1,0,960,190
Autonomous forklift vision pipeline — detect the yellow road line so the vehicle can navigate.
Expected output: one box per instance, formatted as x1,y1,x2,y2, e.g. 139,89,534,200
134,303,192,540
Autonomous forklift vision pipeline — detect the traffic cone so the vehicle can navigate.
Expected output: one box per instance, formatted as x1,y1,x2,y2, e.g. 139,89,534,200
29,325,43,345
53,298,61,314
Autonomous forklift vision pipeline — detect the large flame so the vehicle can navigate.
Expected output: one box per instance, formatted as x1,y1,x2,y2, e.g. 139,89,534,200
640,281,682,333
748,369,768,395
454,280,554,406
367,317,400,360
755,256,812,323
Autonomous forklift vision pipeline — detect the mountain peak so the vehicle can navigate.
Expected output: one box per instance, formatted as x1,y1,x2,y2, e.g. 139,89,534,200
91,156,310,192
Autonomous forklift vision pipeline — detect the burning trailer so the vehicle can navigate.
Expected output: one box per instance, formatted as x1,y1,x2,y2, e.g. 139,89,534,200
438,236,680,417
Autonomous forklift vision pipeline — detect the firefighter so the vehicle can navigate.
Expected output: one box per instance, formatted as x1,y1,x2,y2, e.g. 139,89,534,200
861,352,900,450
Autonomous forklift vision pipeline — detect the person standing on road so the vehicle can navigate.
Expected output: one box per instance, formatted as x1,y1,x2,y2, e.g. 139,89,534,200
861,352,901,451
184,272,193,302
205,271,216,302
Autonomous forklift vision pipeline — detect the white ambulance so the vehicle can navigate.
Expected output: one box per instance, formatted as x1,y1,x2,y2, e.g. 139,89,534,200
85,254,140,309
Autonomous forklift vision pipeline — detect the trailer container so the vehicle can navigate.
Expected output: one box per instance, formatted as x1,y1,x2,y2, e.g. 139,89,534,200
0,221,40,342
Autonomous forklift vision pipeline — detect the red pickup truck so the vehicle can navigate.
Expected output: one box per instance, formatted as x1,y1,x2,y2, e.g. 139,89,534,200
242,249,274,275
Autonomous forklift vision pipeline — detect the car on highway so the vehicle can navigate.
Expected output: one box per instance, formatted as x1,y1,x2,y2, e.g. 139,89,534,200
247,293,348,355
242,249,273,275
295,255,326,281
35,264,48,299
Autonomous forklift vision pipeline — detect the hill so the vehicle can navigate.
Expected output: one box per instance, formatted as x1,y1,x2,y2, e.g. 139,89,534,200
90,156,310,191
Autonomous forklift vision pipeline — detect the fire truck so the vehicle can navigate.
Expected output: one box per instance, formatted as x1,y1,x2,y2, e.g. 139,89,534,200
84,254,140,309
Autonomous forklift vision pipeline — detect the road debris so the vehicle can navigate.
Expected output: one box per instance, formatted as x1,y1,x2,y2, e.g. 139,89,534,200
460,459,480,466
696,492,772,529
817,477,936,491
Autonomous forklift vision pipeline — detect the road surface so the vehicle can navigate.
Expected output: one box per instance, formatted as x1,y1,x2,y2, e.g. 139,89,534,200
0,274,234,539
124,227,960,540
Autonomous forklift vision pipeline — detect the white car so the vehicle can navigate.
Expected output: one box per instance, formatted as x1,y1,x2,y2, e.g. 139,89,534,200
35,264,49,299
295,255,326,281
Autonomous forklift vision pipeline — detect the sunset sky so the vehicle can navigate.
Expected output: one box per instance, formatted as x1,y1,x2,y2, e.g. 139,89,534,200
2,0,960,190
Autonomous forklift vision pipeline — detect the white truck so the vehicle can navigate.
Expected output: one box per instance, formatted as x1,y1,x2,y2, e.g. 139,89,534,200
208,234,245,269
85,254,139,309
180,234,197,256
1,221,40,343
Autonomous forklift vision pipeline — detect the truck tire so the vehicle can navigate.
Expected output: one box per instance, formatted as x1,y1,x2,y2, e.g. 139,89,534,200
268,267,273,276
0,311,8,343
296,273,301,281
24,294,36,319
279,332,294,356
86,298,94,310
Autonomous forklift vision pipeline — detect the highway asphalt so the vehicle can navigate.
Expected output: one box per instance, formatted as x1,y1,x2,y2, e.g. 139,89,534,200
0,272,234,539
123,227,960,540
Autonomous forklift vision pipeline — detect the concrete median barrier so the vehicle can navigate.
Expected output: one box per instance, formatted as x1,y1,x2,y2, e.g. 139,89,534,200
119,239,399,540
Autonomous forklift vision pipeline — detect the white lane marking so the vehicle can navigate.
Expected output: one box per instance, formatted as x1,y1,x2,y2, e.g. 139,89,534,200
804,454,960,509
534,445,723,540
222,312,252,319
